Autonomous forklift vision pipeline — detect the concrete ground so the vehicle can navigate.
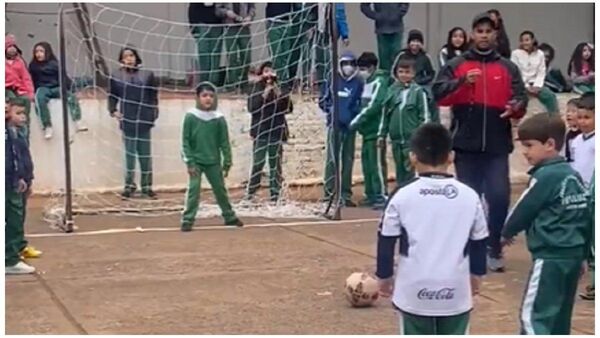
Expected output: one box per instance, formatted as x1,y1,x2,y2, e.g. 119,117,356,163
6,188,595,335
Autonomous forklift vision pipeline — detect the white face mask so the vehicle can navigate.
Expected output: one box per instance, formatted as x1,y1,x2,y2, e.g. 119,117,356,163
342,65,355,77
358,70,372,80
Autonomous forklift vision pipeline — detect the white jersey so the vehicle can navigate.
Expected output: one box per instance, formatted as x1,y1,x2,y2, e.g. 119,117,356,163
380,173,488,316
570,132,595,186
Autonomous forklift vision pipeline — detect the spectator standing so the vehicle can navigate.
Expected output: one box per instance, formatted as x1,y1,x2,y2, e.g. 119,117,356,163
360,3,410,72
511,31,558,115
438,27,468,68
487,9,511,58
217,3,255,93
396,29,435,86
108,46,159,199
265,3,301,89
568,42,595,94
433,13,527,273
314,3,350,90
188,3,225,85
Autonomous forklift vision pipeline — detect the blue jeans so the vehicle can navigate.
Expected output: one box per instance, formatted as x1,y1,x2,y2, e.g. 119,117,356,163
454,151,510,258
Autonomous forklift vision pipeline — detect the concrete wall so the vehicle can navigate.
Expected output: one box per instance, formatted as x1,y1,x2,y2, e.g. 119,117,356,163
6,3,594,80
25,93,572,194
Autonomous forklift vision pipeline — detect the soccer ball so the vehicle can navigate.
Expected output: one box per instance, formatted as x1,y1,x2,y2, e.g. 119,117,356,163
344,272,379,307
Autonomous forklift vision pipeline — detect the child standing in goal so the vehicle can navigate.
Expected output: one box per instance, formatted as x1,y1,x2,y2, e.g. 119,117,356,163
502,114,591,334
377,123,488,335
180,82,243,231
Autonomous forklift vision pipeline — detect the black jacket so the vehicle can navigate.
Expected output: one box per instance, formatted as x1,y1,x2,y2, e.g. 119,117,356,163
247,82,292,142
28,59,73,90
188,3,222,25
265,3,297,20
433,48,527,154
360,3,409,34
5,127,33,191
108,68,159,135
397,49,435,86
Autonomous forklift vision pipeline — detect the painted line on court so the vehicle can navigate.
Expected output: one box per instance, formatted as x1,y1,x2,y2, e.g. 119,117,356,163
27,218,381,238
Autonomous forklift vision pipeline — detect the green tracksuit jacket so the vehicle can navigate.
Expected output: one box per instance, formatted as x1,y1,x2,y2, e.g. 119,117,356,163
350,69,390,140
503,157,591,259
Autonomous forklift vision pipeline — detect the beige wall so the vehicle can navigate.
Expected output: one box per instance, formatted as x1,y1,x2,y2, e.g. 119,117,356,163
6,3,594,80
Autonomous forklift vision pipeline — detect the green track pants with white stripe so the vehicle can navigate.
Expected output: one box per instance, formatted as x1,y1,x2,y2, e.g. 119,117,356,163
361,138,387,204
519,258,581,335
399,311,470,335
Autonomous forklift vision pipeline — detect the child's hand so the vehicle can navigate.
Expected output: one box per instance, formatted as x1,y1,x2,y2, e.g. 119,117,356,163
25,186,32,198
378,277,394,298
223,165,231,178
187,166,198,177
470,275,482,296
16,179,28,193
376,138,385,148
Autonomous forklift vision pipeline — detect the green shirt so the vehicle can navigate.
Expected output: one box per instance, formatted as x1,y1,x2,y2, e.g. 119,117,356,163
181,108,232,170
503,157,591,259
350,69,389,140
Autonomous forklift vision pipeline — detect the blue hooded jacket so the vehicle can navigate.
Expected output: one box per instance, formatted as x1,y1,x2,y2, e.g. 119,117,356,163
319,51,364,132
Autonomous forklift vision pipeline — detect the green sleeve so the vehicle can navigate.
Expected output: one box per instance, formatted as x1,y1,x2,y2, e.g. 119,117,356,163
351,78,386,129
502,175,552,239
181,114,195,165
219,117,232,170
417,89,430,124
378,93,392,138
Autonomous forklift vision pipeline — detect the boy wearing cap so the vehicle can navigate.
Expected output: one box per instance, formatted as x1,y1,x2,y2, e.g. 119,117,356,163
396,29,436,86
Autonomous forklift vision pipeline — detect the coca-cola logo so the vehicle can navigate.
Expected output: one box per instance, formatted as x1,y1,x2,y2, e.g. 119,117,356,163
417,288,455,300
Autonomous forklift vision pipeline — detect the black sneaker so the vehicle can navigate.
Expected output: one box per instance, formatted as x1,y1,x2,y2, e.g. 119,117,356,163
342,199,357,208
141,190,158,200
181,224,193,232
225,218,244,227
120,190,133,200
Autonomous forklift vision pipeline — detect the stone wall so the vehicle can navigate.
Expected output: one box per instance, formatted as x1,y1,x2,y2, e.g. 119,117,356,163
28,93,576,194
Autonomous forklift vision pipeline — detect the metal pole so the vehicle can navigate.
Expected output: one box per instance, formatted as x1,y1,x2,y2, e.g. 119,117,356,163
329,3,342,220
59,4,74,232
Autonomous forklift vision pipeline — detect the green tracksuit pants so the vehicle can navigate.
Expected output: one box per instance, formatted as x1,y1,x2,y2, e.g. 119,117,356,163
223,25,252,89
268,20,300,87
5,89,31,142
361,137,387,204
323,128,355,202
123,130,152,193
182,163,237,227
399,311,470,335
377,32,403,72
5,189,27,267
246,139,283,201
192,25,224,85
531,87,559,115
34,86,82,129
391,141,413,187
519,258,581,335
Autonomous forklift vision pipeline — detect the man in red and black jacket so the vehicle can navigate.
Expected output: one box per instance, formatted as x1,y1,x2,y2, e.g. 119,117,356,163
433,12,527,273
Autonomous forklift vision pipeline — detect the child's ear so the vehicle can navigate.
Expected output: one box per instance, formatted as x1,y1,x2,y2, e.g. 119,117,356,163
447,150,455,166
409,151,418,168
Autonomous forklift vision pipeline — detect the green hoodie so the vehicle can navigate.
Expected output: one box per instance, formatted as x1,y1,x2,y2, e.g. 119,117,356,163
503,157,591,259
181,99,232,171
349,69,389,140
378,80,432,144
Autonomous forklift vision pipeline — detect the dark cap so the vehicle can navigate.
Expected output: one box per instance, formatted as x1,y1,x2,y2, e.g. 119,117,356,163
472,12,494,29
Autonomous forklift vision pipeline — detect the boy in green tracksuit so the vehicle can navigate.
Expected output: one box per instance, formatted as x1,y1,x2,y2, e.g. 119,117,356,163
180,82,243,231
379,55,435,187
350,52,389,209
580,172,595,300
502,114,591,335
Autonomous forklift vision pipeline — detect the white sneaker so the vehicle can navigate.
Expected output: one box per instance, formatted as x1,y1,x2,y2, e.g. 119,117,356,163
6,261,36,275
44,127,53,139
75,121,88,132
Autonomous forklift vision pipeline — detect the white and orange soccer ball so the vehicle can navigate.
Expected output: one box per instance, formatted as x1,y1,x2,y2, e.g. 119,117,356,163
344,272,379,307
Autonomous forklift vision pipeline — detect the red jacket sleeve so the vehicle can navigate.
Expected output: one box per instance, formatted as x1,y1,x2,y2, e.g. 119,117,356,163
17,58,34,99
432,60,469,106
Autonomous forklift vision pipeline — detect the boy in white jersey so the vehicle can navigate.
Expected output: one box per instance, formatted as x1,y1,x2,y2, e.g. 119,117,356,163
570,92,595,186
376,123,488,335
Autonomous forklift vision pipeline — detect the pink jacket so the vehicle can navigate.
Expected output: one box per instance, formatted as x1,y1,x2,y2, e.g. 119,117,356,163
5,35,34,99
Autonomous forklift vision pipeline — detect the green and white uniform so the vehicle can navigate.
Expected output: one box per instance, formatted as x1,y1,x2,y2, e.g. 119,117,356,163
379,81,433,187
350,69,389,204
503,157,591,335
181,105,238,228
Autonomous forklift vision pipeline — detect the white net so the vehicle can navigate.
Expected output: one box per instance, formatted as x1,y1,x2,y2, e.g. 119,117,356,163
42,3,341,223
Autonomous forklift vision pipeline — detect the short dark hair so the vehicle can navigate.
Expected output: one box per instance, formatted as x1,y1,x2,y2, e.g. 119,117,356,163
566,98,579,107
410,123,452,166
258,61,273,74
577,92,595,111
357,52,378,68
517,114,566,150
395,55,415,71
7,97,26,108
118,45,142,66
538,43,555,63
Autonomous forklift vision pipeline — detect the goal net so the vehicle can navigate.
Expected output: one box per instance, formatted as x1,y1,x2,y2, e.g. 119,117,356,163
43,3,343,225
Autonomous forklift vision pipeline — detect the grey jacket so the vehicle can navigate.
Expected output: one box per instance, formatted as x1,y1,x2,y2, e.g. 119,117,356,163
360,3,409,34
216,3,256,24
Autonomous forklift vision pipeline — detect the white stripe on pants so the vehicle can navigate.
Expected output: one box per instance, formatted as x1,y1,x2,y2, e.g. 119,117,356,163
520,259,544,335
